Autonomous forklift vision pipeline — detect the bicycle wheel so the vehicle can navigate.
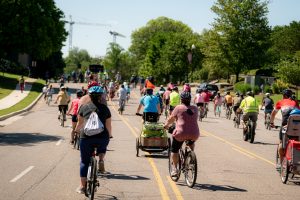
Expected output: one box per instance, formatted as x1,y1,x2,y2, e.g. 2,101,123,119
136,138,140,157
73,134,77,149
184,151,197,188
75,134,80,150
281,157,289,184
243,123,248,141
249,121,255,143
60,110,64,127
86,157,97,199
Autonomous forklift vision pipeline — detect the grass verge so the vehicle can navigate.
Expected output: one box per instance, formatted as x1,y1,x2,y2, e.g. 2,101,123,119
0,73,21,100
0,79,45,117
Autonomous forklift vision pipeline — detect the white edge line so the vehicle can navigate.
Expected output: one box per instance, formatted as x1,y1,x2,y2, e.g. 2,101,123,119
10,166,34,183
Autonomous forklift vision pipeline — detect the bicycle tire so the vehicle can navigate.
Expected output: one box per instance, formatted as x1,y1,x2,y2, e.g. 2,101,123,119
184,151,197,188
136,138,139,157
73,134,77,149
86,157,97,200
281,157,289,184
243,124,248,141
60,110,64,127
249,121,255,143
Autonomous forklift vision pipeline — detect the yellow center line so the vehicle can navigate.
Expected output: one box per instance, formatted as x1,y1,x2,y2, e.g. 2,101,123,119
201,129,276,167
232,148,255,159
166,176,184,200
109,101,172,200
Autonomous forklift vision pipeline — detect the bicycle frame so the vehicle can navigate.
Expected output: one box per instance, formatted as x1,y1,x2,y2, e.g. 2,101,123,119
86,147,99,199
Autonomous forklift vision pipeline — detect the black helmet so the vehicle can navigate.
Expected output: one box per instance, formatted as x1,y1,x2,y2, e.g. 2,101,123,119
282,89,293,98
76,90,83,97
226,91,230,95
235,92,240,96
180,92,191,100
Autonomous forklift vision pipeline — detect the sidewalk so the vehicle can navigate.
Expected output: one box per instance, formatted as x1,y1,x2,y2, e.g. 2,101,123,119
0,84,32,110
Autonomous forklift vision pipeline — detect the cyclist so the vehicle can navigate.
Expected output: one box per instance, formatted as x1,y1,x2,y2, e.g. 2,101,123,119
124,83,131,101
45,84,54,103
159,85,166,94
233,92,243,120
67,90,83,144
213,92,223,116
193,89,205,116
169,87,180,115
117,84,127,112
136,88,161,122
239,91,259,133
270,89,299,168
183,83,191,92
164,92,200,177
224,91,233,113
202,89,211,113
42,84,48,100
74,86,112,194
54,86,69,121
262,93,274,124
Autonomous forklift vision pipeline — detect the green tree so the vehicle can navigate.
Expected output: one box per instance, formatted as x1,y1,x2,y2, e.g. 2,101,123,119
64,47,91,74
276,52,300,86
211,0,271,83
0,0,67,60
102,43,124,79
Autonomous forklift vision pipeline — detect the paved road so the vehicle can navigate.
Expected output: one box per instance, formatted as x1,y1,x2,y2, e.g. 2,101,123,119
0,83,299,200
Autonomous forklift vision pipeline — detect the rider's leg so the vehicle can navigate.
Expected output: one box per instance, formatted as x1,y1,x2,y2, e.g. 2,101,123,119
171,138,184,176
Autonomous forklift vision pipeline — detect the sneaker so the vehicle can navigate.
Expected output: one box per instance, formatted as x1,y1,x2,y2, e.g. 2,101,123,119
76,187,86,194
98,161,105,173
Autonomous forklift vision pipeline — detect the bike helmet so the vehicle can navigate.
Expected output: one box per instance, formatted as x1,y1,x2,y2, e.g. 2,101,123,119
235,92,240,96
265,93,270,97
76,90,83,97
88,86,104,95
246,91,253,96
282,89,293,98
172,86,178,91
180,92,191,100
87,81,99,89
226,91,230,95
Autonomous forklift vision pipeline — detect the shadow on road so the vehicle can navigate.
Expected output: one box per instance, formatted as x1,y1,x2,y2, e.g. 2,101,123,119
192,183,247,192
0,132,61,146
253,141,277,145
103,172,149,181
95,194,119,200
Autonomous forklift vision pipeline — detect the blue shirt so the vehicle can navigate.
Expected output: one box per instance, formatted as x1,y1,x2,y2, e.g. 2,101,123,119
140,95,159,113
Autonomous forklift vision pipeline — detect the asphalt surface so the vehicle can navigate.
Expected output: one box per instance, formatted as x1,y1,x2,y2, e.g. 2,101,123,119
0,82,299,200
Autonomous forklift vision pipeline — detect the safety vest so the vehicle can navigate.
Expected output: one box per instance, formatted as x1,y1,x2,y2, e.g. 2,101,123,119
170,92,180,107
240,96,258,113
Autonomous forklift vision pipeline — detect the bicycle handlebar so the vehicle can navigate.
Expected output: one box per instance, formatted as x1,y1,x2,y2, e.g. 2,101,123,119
136,113,143,116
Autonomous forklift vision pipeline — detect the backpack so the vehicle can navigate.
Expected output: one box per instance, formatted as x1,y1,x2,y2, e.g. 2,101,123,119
84,107,104,136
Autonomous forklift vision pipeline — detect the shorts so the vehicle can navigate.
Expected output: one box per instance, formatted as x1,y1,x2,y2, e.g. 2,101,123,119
165,99,170,106
169,105,176,111
72,115,78,122
143,112,159,122
58,105,68,113
171,137,195,153
242,112,258,122
233,105,239,113
264,109,273,114
226,103,233,107
196,103,204,107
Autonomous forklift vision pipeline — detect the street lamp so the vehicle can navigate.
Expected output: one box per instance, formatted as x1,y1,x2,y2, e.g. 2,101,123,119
187,44,195,83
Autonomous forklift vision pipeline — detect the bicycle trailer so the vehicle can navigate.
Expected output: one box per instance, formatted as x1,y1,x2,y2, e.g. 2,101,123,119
136,122,170,157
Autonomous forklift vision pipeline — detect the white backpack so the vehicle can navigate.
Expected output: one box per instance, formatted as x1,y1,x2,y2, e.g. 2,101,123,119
84,109,104,136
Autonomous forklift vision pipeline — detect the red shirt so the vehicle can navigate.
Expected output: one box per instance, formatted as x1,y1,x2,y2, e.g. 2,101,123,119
71,98,80,115
275,98,299,125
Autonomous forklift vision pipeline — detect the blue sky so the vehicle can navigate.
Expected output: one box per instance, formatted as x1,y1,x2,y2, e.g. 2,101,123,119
54,0,300,57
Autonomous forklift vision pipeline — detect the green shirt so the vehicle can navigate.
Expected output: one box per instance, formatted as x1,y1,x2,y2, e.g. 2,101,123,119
170,92,180,107
239,96,259,113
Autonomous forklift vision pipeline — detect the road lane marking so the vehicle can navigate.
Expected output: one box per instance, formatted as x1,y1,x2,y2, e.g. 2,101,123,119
10,166,34,183
201,130,276,167
56,139,63,146
166,176,184,200
232,148,255,159
110,102,173,200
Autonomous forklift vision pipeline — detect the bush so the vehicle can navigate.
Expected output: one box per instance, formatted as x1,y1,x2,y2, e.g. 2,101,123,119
272,80,289,94
264,85,272,93
234,82,252,94
252,86,260,95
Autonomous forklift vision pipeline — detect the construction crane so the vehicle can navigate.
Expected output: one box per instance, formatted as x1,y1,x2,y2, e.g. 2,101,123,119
109,31,126,43
64,15,111,52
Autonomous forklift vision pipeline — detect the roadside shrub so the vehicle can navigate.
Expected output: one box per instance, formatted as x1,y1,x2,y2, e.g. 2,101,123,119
252,86,260,94
264,85,272,93
272,80,289,94
234,82,252,94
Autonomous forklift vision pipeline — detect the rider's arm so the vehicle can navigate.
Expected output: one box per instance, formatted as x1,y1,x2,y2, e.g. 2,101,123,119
270,109,278,124
136,104,143,114
67,101,73,115
74,114,84,133
157,103,161,115
164,115,176,128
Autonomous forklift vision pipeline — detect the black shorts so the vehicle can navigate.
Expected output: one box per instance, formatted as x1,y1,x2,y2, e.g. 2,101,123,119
169,105,176,111
72,115,78,123
165,99,170,106
233,105,239,113
171,137,195,153
58,105,68,113
143,112,159,122
196,103,204,107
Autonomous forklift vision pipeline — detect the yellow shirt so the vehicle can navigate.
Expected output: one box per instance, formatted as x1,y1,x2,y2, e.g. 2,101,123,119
57,91,69,105
239,96,259,113
170,92,180,107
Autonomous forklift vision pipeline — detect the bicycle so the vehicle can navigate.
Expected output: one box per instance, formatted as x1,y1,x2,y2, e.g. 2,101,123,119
233,112,241,128
198,105,207,121
265,113,271,130
46,95,52,106
73,132,80,150
225,106,232,119
164,104,169,119
243,117,256,143
118,99,126,115
59,109,65,127
85,146,100,200
168,140,197,188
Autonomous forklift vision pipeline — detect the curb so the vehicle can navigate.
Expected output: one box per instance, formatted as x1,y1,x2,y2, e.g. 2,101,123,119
0,93,43,121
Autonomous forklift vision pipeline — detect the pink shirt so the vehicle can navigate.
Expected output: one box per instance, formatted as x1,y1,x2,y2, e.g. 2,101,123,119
214,96,223,106
71,98,80,115
171,104,200,142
